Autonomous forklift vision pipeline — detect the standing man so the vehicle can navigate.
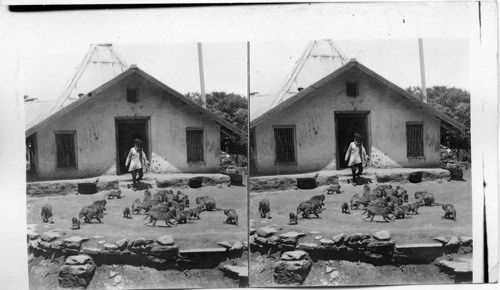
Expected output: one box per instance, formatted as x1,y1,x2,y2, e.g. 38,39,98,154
125,139,150,189
344,133,369,185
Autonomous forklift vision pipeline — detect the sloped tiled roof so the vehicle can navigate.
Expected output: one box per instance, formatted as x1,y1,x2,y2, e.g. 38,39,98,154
251,59,465,131
249,94,276,122
24,100,57,131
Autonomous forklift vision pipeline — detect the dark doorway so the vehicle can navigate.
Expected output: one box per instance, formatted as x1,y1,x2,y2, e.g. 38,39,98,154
26,133,37,176
335,112,370,169
115,118,150,175
249,128,257,175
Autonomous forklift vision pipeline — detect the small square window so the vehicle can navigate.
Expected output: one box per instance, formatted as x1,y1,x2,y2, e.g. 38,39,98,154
346,82,359,97
127,88,139,103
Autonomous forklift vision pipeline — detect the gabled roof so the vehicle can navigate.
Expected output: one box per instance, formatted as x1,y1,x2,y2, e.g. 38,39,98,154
50,44,128,114
249,93,276,122
25,99,57,131
26,66,245,137
250,59,465,131
267,40,348,110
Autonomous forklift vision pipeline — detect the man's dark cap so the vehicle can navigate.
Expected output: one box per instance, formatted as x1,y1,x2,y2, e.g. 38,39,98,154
354,133,362,139
134,139,143,144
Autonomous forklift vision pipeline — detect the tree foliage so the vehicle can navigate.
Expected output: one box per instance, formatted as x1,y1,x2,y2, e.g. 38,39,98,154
186,92,248,156
406,86,470,151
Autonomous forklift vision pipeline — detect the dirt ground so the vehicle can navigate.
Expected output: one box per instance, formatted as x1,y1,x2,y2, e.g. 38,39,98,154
250,170,472,245
249,252,456,287
28,256,240,289
27,184,248,250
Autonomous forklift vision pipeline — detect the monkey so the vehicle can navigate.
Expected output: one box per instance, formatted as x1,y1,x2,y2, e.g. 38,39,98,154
414,191,428,200
341,202,351,214
362,205,393,222
176,210,188,224
374,188,386,198
123,207,132,219
423,192,435,206
41,204,53,223
392,205,407,219
258,199,271,219
71,217,80,230
91,200,107,211
202,197,218,211
327,184,341,195
106,190,122,199
296,200,322,219
196,196,210,205
144,210,177,227
79,205,104,223
361,185,371,200
310,194,326,208
185,207,202,220
387,195,403,206
376,184,392,191
149,202,169,213
131,198,142,214
166,200,185,212
143,190,152,203
401,190,409,202
385,188,395,197
406,201,422,214
442,204,457,221
224,209,239,226
288,212,298,225
174,191,189,203
350,193,361,209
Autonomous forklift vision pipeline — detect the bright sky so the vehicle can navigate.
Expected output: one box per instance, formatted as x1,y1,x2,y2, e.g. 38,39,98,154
19,42,248,101
251,39,469,95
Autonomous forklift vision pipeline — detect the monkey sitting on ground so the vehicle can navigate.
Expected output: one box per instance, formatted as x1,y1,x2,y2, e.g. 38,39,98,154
258,199,271,219
91,200,107,211
376,184,392,191
401,190,409,202
199,197,217,211
341,202,351,214
123,207,132,219
185,207,202,220
362,205,393,222
392,205,407,219
196,196,210,205
288,212,298,225
143,190,152,203
79,205,104,223
442,204,457,221
41,204,53,223
144,210,177,227
406,201,422,214
131,198,142,214
361,185,371,200
350,193,360,209
224,209,239,226
167,200,185,212
176,210,188,224
106,189,122,199
174,191,189,207
71,217,80,230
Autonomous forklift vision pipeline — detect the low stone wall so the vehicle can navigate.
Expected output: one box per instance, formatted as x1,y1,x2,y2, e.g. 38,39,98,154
156,175,231,188
28,230,246,271
27,179,119,196
250,227,472,266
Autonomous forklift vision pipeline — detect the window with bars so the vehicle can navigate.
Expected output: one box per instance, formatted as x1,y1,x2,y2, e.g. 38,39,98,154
406,123,424,158
127,88,139,103
274,127,296,164
55,132,77,168
186,129,204,163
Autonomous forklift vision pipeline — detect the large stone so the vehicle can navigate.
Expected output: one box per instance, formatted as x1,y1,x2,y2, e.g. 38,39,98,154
221,264,248,278
64,236,89,244
331,233,346,245
373,231,391,241
320,239,335,246
436,259,472,274
28,233,40,240
461,237,473,246
116,238,129,251
297,242,318,251
40,231,62,242
257,226,277,237
157,235,175,246
230,241,244,251
51,241,64,250
81,247,102,255
446,236,460,247
249,228,257,235
103,243,119,251
254,236,269,245
217,241,232,248
347,233,363,243
433,236,449,244
58,255,96,288
274,258,312,284
281,250,309,261
367,240,395,253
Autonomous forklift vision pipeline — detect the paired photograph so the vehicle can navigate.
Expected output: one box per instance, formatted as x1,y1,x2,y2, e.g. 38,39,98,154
24,39,471,288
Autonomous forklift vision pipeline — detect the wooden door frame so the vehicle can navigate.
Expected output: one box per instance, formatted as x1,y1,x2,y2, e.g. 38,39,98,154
334,110,371,170
115,116,151,175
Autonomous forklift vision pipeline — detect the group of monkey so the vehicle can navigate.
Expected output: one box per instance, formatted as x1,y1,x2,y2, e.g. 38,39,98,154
257,183,457,224
40,188,239,229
